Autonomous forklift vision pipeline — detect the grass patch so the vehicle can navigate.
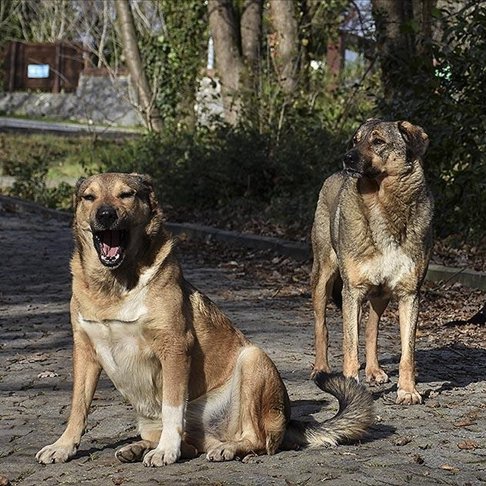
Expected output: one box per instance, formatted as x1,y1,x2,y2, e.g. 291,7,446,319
0,132,132,209
0,132,129,180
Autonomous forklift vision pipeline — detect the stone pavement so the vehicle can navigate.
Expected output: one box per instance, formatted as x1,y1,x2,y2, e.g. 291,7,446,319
0,204,484,485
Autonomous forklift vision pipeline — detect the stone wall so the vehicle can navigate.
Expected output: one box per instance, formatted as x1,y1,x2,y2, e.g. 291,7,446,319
0,73,142,127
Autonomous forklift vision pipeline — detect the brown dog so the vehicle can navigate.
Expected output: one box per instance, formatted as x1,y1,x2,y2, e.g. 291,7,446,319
36,172,373,466
311,120,433,405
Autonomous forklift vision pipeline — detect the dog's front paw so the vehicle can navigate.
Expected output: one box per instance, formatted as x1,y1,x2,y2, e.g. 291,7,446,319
36,442,77,464
310,365,331,379
365,367,389,385
143,446,180,467
396,388,422,405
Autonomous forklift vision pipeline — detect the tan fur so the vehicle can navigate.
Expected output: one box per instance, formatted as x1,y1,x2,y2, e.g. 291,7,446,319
311,120,433,405
36,172,374,467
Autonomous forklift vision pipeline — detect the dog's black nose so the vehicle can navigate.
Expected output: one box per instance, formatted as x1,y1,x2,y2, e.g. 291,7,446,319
96,205,118,228
343,150,358,166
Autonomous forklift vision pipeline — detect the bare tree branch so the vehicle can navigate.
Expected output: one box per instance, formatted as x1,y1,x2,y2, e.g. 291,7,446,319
115,0,163,132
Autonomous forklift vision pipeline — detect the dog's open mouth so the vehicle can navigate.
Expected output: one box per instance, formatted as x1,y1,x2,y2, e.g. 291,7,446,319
93,230,128,268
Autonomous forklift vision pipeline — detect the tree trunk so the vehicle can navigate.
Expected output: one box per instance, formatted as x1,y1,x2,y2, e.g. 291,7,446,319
371,0,411,99
412,0,436,58
371,0,436,100
115,0,162,132
208,0,244,125
240,0,262,89
268,0,299,95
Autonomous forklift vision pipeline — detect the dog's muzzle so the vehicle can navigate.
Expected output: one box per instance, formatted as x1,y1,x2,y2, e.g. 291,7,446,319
343,150,363,178
92,205,129,268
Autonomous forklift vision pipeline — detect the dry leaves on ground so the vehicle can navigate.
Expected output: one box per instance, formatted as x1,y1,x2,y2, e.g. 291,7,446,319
179,237,485,350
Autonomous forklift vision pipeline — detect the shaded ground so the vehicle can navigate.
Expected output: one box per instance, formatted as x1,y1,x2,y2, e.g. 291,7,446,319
0,204,484,485
166,206,486,272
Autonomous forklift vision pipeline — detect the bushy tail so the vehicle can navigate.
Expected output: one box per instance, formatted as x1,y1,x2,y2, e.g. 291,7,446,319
282,372,374,448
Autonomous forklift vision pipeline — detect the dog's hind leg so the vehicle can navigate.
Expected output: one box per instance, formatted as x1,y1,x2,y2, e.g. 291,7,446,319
116,421,198,463
116,439,157,463
365,297,390,385
205,346,289,462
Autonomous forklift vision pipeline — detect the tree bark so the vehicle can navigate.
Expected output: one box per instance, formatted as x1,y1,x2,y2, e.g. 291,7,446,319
240,0,262,88
371,0,436,100
412,0,436,58
371,0,410,99
115,0,162,132
268,0,299,95
208,0,244,125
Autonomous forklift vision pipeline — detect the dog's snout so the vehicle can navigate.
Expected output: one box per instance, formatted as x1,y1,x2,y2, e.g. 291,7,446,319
96,205,118,228
343,150,358,167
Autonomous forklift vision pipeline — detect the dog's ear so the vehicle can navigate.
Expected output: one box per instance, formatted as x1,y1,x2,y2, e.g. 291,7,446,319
130,173,153,186
130,173,159,211
398,121,429,158
73,177,87,207
350,118,382,147
75,177,86,193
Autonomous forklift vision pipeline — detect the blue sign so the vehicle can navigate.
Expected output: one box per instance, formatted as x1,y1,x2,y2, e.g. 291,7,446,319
27,64,50,79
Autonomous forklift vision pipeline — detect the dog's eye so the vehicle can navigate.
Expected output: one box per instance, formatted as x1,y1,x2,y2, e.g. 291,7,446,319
119,191,135,199
372,138,386,146
82,194,95,202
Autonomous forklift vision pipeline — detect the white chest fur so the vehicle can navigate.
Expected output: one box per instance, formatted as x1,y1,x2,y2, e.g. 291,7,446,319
359,203,415,289
360,244,415,289
79,315,163,419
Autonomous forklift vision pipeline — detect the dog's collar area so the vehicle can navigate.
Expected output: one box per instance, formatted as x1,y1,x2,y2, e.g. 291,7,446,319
93,230,128,268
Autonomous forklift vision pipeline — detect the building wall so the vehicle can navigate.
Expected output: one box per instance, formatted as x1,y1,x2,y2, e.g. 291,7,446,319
0,73,142,127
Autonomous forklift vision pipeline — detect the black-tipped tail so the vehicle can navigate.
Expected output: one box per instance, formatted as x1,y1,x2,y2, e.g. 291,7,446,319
282,372,374,448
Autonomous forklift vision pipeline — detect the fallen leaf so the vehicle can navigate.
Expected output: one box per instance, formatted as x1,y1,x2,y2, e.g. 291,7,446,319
0,475,10,486
454,417,477,427
37,371,58,379
394,436,413,446
413,454,424,464
19,353,50,364
457,440,479,450
441,464,460,473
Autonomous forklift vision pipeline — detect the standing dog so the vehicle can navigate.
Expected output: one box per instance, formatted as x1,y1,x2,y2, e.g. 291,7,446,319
311,120,433,405
36,173,373,466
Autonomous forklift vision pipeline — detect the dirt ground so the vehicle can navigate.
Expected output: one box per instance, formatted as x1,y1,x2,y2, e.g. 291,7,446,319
0,203,484,486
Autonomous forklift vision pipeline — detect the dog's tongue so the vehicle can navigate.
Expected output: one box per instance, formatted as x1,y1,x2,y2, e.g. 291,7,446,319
99,230,121,257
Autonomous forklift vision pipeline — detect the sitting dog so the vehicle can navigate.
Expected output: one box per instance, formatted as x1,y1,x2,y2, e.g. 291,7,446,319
311,120,433,405
36,172,373,467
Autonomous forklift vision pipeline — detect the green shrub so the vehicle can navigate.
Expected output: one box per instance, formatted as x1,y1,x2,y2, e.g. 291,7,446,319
376,1,486,242
7,154,73,209
101,114,344,229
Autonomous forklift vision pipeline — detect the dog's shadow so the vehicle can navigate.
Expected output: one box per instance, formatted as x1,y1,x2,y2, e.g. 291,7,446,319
288,341,485,444
74,437,200,465
75,437,131,460
371,342,485,398
416,343,486,392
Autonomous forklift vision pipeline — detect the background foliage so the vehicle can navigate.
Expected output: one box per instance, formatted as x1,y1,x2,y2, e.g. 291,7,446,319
0,0,484,246
376,1,486,241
